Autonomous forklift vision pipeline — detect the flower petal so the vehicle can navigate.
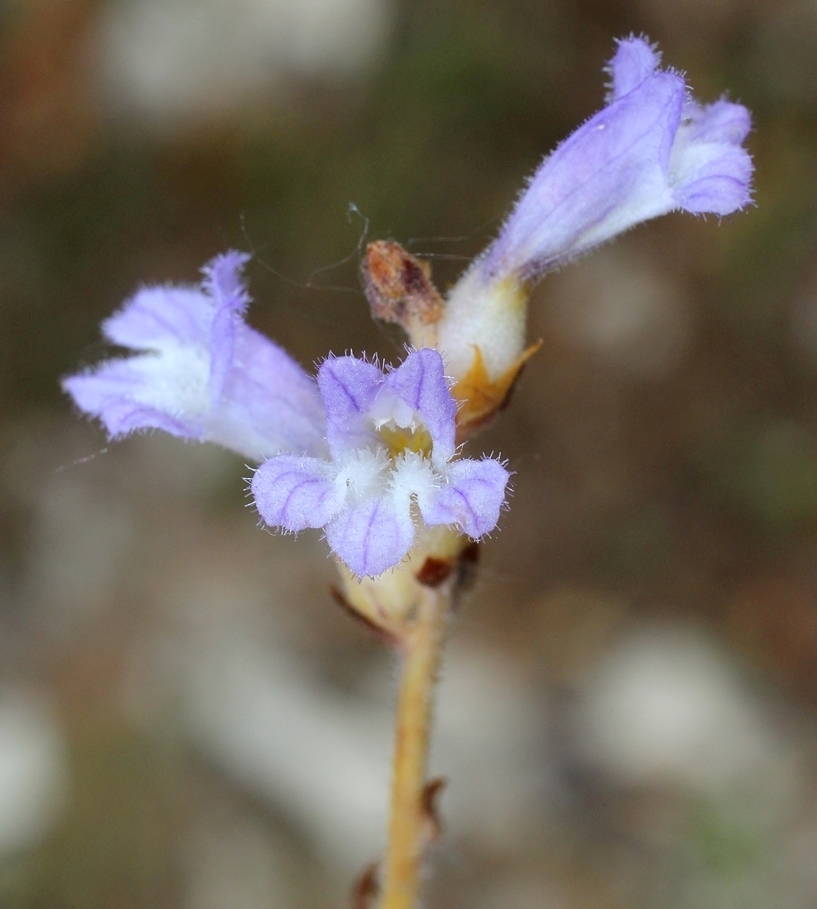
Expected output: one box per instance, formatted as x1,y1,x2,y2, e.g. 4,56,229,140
377,348,457,466
206,250,252,406
420,458,509,539
680,98,751,146
203,250,252,315
63,252,326,461
476,37,752,283
63,354,206,438
252,456,344,531
218,321,325,459
481,60,683,281
326,492,414,577
607,36,660,101
318,355,382,454
668,99,753,215
103,286,211,349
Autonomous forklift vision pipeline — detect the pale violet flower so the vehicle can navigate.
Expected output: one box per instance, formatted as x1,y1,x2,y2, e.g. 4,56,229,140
437,36,753,382
483,36,752,283
63,251,325,463
63,251,509,577
252,349,508,576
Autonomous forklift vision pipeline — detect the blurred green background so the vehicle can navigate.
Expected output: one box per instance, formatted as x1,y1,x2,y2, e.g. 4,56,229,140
3,0,817,907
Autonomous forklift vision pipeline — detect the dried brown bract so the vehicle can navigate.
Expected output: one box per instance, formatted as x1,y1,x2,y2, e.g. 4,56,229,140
361,240,445,331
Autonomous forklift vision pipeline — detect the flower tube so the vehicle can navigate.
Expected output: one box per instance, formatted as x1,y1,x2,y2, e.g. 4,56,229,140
435,37,753,386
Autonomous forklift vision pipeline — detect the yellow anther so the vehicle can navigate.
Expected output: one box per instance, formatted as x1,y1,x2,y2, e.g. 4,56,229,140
377,424,433,459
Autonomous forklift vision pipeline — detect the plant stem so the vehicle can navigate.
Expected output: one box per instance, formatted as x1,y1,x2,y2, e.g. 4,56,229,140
380,580,451,909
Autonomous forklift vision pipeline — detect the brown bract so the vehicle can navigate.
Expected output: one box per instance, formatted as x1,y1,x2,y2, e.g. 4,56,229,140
361,240,445,329
350,860,380,909
415,556,455,587
420,777,446,844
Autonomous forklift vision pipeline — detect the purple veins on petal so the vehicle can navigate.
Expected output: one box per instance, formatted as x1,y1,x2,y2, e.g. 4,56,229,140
325,492,415,578
102,286,211,349
251,347,510,576
378,348,456,466
422,459,510,539
207,251,252,406
62,251,326,462
317,348,458,465
318,355,383,453
252,456,344,532
478,36,753,284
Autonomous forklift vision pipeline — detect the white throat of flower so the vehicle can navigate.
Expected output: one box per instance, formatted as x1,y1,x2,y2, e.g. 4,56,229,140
334,400,439,509
367,397,435,461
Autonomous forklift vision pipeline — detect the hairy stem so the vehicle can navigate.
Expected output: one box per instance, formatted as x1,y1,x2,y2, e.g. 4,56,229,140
379,580,451,909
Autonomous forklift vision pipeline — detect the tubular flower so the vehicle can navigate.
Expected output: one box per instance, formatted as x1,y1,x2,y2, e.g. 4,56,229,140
252,348,508,577
63,251,325,462
436,36,753,383
63,252,509,578
482,36,752,283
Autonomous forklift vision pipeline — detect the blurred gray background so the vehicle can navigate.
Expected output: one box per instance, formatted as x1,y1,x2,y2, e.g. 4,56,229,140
2,0,817,906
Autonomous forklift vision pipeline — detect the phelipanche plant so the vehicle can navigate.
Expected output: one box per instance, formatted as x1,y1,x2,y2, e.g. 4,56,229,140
64,38,752,909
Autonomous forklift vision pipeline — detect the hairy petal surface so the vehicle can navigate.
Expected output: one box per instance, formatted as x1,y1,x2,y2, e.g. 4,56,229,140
607,37,660,100
252,348,510,576
206,250,252,405
376,348,456,466
63,252,325,462
252,456,345,532
318,356,382,453
478,36,752,283
668,99,753,215
64,350,211,440
421,459,510,539
319,349,457,464
326,491,415,578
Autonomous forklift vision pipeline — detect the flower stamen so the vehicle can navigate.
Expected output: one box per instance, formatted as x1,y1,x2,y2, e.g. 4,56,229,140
376,424,433,459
